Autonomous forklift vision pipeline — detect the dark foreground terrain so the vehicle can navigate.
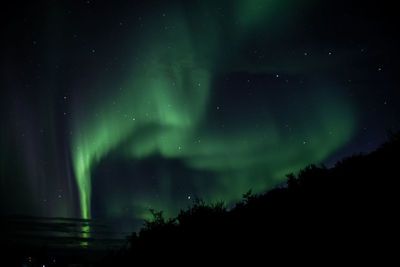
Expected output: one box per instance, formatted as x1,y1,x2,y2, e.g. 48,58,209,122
2,132,398,266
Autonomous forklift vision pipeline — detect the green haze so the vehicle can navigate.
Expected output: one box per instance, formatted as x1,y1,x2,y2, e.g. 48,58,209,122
71,0,357,221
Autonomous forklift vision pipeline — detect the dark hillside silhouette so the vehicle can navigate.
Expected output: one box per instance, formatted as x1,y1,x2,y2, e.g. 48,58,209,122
101,131,399,265
2,132,398,265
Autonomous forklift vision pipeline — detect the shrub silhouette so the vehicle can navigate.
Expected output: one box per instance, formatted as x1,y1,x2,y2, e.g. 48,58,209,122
102,130,400,265
9,131,398,266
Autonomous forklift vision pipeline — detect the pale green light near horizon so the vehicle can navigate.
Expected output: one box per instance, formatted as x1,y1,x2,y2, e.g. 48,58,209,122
71,0,357,221
71,4,213,219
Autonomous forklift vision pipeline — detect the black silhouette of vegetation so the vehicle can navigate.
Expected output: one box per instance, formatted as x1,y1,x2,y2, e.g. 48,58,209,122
2,131,398,265
100,131,399,265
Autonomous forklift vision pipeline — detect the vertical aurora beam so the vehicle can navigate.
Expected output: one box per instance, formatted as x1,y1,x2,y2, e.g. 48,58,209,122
71,0,357,221
72,117,138,218
71,4,216,219
73,146,92,219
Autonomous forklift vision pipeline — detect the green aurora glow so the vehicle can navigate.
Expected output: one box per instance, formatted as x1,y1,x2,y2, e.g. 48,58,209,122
70,0,357,221
72,1,355,222
3,0,400,248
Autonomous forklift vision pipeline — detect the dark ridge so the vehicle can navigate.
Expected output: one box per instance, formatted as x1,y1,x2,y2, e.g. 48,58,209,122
1,131,398,265
102,131,399,265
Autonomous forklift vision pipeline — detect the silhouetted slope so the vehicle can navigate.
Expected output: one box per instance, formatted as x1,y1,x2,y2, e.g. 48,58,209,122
104,132,400,264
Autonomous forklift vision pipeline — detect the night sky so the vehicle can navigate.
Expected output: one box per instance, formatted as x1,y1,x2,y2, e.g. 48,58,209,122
1,0,399,233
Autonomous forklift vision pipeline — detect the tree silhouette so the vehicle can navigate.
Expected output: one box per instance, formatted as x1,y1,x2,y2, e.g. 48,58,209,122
11,130,399,266
114,130,399,264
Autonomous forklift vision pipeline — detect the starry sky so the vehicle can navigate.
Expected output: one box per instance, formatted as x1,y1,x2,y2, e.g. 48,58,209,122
1,0,399,233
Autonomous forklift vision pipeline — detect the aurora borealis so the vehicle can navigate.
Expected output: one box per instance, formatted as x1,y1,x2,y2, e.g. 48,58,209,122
1,0,399,233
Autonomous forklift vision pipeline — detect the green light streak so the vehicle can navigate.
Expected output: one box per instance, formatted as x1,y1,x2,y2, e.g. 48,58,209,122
80,224,90,248
71,1,357,221
71,5,213,219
